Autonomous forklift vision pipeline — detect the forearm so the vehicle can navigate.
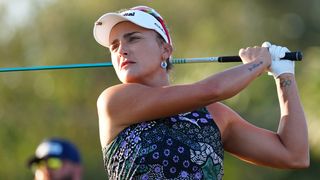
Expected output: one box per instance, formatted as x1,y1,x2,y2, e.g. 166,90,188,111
276,74,309,166
197,60,267,102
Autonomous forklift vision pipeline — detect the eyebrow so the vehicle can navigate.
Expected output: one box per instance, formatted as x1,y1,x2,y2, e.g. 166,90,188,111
110,31,142,46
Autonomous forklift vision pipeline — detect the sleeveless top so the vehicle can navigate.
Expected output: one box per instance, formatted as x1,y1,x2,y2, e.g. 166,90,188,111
102,108,224,180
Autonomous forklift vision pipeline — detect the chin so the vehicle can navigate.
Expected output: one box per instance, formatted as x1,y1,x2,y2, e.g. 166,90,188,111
119,76,136,84
125,77,145,84
119,72,141,84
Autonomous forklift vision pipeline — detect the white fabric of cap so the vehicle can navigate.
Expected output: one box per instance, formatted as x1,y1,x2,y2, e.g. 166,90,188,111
93,9,169,48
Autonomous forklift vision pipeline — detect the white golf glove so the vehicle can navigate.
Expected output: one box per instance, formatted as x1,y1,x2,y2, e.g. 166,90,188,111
262,41,295,78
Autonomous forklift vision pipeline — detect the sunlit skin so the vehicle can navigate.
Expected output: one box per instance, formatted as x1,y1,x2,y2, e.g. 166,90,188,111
109,21,172,86
97,21,309,169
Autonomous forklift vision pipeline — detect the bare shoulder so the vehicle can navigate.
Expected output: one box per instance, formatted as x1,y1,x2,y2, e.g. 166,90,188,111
97,82,155,124
97,83,147,104
97,83,149,113
97,83,149,146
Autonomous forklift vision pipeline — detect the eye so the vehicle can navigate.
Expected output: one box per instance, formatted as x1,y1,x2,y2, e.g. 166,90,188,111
110,43,119,52
128,36,140,42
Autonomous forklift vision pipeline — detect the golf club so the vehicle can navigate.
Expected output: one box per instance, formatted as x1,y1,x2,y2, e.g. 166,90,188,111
0,51,302,72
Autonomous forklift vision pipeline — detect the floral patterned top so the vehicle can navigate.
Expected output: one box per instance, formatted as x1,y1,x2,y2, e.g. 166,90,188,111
102,108,224,180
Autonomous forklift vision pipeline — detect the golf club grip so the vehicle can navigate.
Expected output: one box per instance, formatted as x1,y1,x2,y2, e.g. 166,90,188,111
218,51,303,62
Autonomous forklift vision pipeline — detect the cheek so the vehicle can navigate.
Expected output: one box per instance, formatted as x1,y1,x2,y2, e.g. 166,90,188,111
110,54,120,68
138,43,163,62
110,54,122,76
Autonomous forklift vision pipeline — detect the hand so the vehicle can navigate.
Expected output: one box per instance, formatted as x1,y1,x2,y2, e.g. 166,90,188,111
262,42,295,78
239,46,271,69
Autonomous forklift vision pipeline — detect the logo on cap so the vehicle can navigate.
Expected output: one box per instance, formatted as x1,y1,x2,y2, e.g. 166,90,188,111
123,12,135,16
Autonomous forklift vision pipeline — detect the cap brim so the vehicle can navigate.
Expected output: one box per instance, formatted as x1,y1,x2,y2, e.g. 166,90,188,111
27,155,60,168
93,10,168,48
93,13,129,48
27,156,42,167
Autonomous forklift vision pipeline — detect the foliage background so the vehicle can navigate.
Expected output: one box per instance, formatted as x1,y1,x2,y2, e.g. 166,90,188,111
0,0,319,179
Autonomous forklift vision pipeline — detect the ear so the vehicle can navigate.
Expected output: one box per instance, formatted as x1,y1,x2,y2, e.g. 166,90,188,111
161,43,173,60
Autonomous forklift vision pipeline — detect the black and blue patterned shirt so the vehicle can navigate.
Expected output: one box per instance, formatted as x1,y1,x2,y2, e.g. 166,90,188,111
103,107,224,180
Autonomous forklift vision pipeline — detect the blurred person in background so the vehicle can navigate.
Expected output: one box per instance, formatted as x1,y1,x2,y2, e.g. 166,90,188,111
27,138,82,180
94,5,309,180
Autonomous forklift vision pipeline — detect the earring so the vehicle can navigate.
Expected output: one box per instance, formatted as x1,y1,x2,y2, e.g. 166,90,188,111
160,61,167,69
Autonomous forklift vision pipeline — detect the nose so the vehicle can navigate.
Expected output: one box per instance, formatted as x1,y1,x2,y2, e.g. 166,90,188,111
118,42,128,57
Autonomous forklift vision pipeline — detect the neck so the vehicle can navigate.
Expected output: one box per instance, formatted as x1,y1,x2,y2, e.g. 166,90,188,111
123,70,170,87
142,71,170,87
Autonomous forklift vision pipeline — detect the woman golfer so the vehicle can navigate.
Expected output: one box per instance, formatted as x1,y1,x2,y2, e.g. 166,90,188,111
93,5,309,180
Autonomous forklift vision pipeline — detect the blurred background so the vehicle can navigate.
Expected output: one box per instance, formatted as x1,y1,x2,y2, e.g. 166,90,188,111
0,0,319,179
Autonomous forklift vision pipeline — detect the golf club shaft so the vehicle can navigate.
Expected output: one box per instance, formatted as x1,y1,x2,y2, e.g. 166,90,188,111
0,51,302,72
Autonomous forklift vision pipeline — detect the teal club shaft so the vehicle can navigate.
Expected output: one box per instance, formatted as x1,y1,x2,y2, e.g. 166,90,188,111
0,62,114,72
0,57,220,73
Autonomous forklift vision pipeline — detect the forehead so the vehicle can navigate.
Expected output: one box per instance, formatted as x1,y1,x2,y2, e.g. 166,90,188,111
109,21,155,41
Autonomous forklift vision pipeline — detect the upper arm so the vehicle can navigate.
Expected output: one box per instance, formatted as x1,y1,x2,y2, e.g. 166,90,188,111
208,103,293,169
97,82,222,146
97,83,218,127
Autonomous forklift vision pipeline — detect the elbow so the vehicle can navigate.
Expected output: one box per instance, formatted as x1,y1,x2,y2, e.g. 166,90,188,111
97,89,110,115
97,92,106,110
293,157,310,169
289,159,310,169
286,153,310,169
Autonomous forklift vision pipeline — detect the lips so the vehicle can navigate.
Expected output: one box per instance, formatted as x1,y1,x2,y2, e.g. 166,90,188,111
120,60,135,69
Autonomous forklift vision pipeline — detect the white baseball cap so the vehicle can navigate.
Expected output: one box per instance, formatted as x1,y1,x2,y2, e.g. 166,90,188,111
93,6,172,48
